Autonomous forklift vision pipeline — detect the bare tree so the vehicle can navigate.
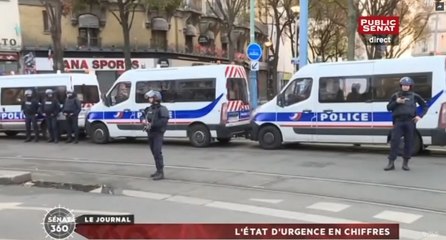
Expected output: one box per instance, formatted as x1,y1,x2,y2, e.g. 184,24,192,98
307,0,347,62
40,0,72,72
207,0,248,61
356,0,431,59
74,0,182,70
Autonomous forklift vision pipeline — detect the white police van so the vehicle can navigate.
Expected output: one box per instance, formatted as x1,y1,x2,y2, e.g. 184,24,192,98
86,64,251,147
251,56,446,154
0,73,101,137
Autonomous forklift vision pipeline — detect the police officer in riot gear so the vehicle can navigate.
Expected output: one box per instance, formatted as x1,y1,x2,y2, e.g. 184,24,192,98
141,90,170,180
21,89,40,142
62,90,81,143
385,77,428,171
42,89,60,143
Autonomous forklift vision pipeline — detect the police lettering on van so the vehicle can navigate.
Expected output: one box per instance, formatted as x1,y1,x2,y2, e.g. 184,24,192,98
318,112,369,122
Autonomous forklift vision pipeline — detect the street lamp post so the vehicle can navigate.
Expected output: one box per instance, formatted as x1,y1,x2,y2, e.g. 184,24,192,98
298,0,309,69
249,0,258,109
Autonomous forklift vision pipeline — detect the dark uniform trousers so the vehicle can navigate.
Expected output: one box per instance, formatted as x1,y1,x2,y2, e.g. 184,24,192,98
388,119,415,161
148,131,164,172
66,114,79,141
25,115,39,140
45,115,59,141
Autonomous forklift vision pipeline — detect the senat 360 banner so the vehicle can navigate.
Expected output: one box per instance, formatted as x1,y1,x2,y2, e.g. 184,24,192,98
74,223,399,239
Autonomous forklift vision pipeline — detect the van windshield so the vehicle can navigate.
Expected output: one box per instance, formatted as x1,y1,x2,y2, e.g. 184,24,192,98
227,78,248,103
74,85,100,104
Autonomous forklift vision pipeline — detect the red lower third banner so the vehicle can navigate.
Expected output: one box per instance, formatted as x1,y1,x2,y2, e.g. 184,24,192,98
75,223,399,239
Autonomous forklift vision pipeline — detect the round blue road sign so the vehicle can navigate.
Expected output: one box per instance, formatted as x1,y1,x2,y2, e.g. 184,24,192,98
246,43,263,61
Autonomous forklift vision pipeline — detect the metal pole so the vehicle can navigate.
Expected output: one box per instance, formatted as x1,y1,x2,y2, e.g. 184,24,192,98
295,16,299,72
249,0,258,108
433,12,439,55
298,0,309,68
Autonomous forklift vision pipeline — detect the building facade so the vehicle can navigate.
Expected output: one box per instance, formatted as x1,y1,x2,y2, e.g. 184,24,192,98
18,0,269,95
412,11,446,56
0,0,22,75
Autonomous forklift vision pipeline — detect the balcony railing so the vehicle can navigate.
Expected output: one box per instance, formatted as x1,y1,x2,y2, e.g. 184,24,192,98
77,36,102,48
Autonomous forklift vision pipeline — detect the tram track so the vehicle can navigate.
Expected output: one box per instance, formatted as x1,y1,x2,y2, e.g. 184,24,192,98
0,155,446,216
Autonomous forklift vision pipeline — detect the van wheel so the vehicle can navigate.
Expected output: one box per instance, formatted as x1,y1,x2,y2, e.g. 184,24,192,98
398,134,422,156
258,125,282,150
4,131,18,137
217,138,231,144
188,124,211,147
91,123,109,144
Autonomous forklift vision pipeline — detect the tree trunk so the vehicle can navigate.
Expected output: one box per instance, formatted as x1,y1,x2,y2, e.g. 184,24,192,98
227,28,235,62
49,1,64,72
347,0,356,60
122,23,132,70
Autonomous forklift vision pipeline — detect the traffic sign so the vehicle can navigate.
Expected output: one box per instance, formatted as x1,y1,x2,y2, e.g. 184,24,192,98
250,61,259,71
246,43,263,61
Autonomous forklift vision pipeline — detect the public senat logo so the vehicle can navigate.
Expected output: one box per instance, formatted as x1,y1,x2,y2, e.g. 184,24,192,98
358,16,400,45
42,205,76,239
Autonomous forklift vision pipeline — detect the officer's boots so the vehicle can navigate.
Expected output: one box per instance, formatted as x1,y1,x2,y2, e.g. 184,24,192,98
402,159,410,171
384,159,395,171
152,171,164,181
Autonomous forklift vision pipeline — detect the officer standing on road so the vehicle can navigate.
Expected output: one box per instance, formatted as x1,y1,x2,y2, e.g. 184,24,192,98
42,89,60,143
62,90,81,143
385,77,428,171
141,90,169,180
21,89,40,142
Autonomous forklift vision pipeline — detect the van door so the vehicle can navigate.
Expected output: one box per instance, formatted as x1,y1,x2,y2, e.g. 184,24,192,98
0,87,27,131
103,81,138,137
314,75,374,143
276,77,316,142
225,68,251,125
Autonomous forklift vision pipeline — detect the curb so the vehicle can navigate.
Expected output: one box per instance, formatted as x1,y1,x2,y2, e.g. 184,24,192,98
0,170,32,185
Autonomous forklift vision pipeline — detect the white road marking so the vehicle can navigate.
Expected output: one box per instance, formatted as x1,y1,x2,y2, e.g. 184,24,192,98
119,190,446,240
0,202,129,215
249,198,283,204
166,196,212,205
122,190,171,200
306,202,350,212
374,210,423,224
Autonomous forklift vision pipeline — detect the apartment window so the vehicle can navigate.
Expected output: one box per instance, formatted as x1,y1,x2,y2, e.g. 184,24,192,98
372,73,432,102
42,10,50,32
151,31,167,50
77,14,100,48
185,36,193,53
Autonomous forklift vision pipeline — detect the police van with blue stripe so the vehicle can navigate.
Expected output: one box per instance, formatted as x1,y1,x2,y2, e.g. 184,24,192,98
86,64,251,147
0,73,101,137
251,56,446,155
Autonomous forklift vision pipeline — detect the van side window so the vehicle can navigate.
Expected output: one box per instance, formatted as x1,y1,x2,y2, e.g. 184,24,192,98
176,79,215,102
108,81,131,106
319,77,371,103
227,78,248,103
135,81,175,103
1,87,27,105
74,85,100,104
372,73,432,102
283,78,312,106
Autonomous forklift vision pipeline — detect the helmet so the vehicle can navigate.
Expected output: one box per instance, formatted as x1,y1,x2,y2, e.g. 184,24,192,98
144,90,162,101
24,89,32,96
45,89,53,95
399,77,414,86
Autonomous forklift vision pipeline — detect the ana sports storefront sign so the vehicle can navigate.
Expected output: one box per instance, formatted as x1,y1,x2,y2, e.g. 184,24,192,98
35,58,156,71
